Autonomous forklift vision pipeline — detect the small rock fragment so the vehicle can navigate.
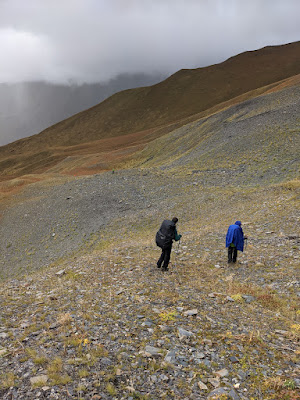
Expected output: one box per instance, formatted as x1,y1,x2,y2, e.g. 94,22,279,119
178,327,194,340
164,350,176,364
183,309,198,316
215,368,229,378
30,375,48,386
144,345,163,357
0,348,8,356
207,387,228,399
198,380,208,390
208,377,220,388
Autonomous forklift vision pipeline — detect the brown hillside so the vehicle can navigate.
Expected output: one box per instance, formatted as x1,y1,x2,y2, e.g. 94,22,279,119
1,41,300,185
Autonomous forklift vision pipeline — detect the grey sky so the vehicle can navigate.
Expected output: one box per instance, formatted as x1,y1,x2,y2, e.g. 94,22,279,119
0,0,300,84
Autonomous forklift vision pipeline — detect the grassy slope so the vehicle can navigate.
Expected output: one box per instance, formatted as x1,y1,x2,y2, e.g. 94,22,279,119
124,80,300,186
1,41,300,184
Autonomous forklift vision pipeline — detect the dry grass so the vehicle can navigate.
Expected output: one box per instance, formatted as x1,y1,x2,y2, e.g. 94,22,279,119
1,41,300,194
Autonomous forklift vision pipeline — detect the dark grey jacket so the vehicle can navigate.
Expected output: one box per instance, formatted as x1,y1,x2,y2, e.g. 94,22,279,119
156,220,177,249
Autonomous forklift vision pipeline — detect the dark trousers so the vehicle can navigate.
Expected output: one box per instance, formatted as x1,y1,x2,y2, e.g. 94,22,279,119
228,246,238,263
157,246,172,270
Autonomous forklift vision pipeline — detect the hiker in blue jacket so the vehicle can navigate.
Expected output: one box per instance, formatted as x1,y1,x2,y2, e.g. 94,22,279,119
156,217,182,271
226,221,247,263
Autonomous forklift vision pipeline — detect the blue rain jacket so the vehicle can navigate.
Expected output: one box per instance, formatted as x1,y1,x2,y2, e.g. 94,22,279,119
225,221,245,251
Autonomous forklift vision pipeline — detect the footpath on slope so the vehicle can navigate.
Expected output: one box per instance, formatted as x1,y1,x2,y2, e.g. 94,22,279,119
0,232,299,400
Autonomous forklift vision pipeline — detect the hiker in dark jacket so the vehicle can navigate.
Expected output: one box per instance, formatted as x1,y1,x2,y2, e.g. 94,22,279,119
226,221,247,263
156,217,182,271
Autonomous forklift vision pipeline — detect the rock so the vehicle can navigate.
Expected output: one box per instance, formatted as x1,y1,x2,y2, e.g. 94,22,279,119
183,309,198,316
237,370,247,381
125,386,136,393
215,368,229,378
100,357,112,366
287,234,299,240
226,296,235,302
159,325,172,332
198,380,208,390
255,262,265,267
275,329,289,336
143,320,153,327
228,388,240,399
229,356,239,363
207,387,227,398
164,350,176,364
0,348,8,356
30,375,48,386
242,295,255,303
0,332,8,339
152,308,161,314
55,269,65,277
144,345,163,357
206,315,216,324
178,327,194,340
208,377,220,388
195,351,205,359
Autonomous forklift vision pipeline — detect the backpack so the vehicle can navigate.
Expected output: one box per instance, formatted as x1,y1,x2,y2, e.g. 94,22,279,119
155,220,176,249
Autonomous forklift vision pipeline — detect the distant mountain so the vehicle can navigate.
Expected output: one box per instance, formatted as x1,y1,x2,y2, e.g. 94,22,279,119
0,41,300,183
0,73,165,146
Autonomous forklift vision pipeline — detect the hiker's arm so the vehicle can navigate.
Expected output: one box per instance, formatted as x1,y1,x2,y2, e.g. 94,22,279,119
174,229,182,241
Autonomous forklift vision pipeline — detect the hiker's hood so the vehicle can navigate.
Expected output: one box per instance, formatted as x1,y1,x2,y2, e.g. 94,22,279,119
235,221,242,226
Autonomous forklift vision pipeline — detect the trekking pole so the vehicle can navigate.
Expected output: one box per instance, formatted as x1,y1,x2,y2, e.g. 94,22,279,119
244,238,248,251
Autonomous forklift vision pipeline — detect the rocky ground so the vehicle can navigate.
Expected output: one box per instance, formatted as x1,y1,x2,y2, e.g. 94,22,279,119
0,82,299,398
0,192,299,399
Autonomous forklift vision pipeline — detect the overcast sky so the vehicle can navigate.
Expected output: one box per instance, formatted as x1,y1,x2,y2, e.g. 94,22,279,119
1,0,300,84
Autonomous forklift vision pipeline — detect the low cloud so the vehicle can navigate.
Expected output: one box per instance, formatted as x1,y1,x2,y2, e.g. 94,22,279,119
0,0,300,84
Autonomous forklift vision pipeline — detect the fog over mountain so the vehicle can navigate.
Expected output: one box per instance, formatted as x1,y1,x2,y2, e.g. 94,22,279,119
0,73,165,146
1,0,300,84
1,0,300,145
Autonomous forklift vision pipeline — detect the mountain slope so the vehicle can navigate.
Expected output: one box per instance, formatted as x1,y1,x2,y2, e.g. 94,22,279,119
1,41,300,154
129,79,300,185
0,41,300,191
0,42,299,400
0,82,299,398
0,73,165,146
0,77,299,276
